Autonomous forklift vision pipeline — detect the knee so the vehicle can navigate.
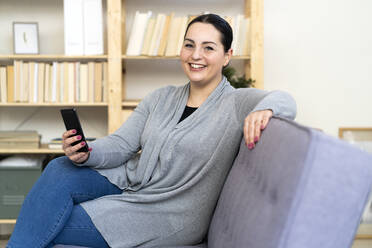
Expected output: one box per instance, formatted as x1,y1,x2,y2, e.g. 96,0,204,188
43,156,75,178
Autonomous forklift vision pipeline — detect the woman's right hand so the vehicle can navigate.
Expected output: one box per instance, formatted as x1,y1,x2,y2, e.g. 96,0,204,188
62,129,91,164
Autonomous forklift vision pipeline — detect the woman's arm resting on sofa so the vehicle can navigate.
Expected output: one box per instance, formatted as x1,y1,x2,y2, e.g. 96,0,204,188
234,89,297,149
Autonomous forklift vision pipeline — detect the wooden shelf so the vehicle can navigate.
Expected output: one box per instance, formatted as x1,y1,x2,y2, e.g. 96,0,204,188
122,100,140,107
355,234,372,240
0,54,108,61
355,223,372,240
122,55,250,60
0,219,16,224
0,144,64,154
0,102,108,107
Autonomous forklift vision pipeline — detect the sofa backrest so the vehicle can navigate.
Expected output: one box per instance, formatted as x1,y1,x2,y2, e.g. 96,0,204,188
208,117,372,248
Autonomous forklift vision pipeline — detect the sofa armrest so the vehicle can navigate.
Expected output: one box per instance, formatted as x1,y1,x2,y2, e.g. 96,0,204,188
208,117,372,248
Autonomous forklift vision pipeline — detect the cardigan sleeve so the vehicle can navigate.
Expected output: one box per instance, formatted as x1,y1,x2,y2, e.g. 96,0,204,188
234,88,297,125
75,88,163,169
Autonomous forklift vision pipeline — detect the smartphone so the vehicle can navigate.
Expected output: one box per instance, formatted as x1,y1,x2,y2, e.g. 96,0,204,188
60,108,89,152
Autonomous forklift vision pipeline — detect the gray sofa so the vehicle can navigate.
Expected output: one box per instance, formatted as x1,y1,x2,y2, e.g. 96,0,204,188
55,117,372,248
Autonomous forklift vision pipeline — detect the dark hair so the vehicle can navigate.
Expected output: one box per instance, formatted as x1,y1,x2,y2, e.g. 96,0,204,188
184,14,233,53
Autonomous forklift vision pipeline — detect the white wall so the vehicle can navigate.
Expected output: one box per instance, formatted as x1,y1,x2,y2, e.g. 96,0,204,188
0,0,371,142
264,0,372,136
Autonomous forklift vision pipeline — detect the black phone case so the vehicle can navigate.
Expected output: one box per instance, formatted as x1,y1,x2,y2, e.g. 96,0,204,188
60,108,89,152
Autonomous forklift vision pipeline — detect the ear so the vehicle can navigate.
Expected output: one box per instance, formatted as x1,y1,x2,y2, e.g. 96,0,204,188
224,48,233,67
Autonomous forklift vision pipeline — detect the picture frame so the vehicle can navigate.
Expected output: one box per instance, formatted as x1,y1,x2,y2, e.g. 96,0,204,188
13,22,40,54
339,128,372,154
339,127,372,238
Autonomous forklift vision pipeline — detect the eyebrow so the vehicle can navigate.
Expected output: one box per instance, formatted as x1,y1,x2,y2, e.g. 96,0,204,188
184,38,217,46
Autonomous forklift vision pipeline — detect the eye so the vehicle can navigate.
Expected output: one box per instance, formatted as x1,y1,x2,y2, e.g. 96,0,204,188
205,46,214,51
184,43,193,48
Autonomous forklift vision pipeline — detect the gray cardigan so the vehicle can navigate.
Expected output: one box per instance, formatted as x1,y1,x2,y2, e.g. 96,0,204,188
78,77,297,247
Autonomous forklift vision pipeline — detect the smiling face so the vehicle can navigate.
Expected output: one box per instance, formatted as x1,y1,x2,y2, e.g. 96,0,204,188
180,22,232,87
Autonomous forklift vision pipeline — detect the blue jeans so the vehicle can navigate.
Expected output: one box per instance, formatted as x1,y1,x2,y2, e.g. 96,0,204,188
7,156,122,248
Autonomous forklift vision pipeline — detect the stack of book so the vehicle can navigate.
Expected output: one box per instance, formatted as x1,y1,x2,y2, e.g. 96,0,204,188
48,137,96,149
0,131,40,149
0,61,107,104
126,12,251,57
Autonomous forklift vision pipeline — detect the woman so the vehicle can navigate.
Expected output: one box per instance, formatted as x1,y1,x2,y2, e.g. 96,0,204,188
7,14,296,248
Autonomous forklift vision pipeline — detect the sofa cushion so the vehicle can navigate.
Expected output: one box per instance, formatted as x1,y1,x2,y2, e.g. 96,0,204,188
208,117,372,248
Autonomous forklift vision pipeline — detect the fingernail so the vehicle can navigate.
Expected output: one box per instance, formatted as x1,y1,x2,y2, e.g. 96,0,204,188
261,125,265,130
76,135,82,140
88,147,92,151
248,143,254,150
72,129,76,134
81,142,86,146
254,136,259,142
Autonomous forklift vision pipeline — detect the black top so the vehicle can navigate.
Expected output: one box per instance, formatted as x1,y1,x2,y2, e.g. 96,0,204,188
178,105,198,123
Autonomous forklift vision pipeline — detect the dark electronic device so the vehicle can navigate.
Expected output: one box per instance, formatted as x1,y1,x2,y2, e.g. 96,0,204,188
60,108,89,152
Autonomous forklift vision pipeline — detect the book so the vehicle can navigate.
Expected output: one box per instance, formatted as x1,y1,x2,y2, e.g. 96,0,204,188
102,62,107,102
33,63,39,103
14,60,22,102
67,62,75,103
149,14,166,56
230,15,237,54
51,62,58,102
75,62,80,102
126,11,140,55
64,0,84,55
0,67,7,103
28,62,36,103
83,0,104,55
49,64,53,102
37,63,45,103
94,62,103,102
148,14,161,56
60,62,65,102
126,11,152,56
79,63,88,102
233,14,244,55
55,62,61,103
63,62,69,103
48,138,63,149
242,17,251,55
237,15,247,56
224,16,233,28
20,62,29,102
176,16,189,56
44,63,50,102
88,62,95,102
157,13,174,56
165,17,182,56
141,18,156,56
6,65,14,103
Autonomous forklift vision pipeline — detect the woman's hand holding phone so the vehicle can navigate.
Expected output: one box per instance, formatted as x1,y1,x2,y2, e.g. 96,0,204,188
62,129,91,164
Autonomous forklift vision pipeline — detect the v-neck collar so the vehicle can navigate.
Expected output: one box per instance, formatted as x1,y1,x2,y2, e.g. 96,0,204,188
174,76,229,129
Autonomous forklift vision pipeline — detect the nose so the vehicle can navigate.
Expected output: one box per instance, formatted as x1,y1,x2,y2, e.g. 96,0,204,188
191,47,202,60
